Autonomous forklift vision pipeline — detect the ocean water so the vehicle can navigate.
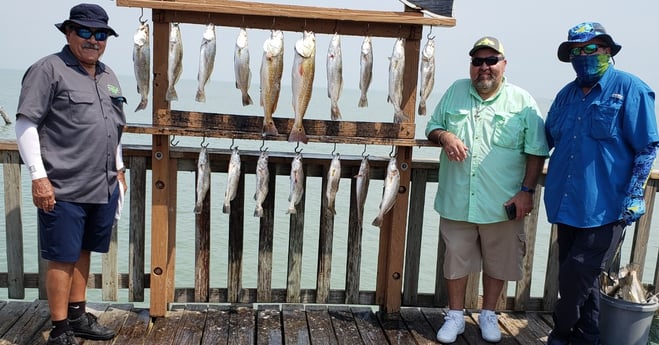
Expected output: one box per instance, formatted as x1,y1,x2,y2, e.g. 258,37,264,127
0,67,656,306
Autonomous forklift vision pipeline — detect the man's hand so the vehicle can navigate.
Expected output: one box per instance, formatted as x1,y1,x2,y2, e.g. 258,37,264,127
32,177,55,212
622,195,645,225
117,170,128,193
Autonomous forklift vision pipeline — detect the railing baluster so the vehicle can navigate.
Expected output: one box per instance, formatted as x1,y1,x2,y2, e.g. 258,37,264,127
403,168,428,306
2,151,24,299
129,157,147,302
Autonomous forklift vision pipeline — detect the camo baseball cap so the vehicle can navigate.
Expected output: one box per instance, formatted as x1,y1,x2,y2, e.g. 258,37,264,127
469,36,505,56
557,22,621,62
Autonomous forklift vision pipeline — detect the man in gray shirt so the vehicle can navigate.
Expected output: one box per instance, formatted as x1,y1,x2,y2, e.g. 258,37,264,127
15,4,126,345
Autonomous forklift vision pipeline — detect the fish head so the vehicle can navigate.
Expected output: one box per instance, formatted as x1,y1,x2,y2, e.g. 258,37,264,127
295,31,316,58
236,28,248,48
264,32,284,56
169,23,180,43
361,36,372,54
423,38,435,58
203,24,216,41
393,38,406,58
133,23,149,46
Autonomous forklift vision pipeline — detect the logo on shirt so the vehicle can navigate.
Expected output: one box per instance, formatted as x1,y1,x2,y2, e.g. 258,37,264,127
107,84,121,95
611,93,624,100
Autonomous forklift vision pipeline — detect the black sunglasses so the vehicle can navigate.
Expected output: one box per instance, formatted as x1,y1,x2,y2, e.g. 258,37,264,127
471,56,504,67
570,43,604,56
74,27,109,41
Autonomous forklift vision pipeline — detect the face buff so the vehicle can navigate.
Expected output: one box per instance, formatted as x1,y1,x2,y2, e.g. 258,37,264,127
571,54,611,87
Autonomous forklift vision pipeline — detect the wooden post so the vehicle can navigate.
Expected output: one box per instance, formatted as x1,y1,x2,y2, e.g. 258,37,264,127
2,151,24,299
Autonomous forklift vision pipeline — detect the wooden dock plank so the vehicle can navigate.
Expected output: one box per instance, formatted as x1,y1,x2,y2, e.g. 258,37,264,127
0,300,49,345
306,305,337,345
498,312,548,345
257,305,282,345
399,307,436,345
143,309,183,345
228,306,255,345
328,306,362,345
0,301,32,336
201,305,231,345
111,308,151,345
81,303,132,345
282,304,310,345
351,307,388,345
171,308,206,345
377,310,417,344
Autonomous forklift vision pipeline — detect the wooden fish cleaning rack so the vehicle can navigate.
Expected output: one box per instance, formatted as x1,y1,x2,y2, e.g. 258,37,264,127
116,0,455,316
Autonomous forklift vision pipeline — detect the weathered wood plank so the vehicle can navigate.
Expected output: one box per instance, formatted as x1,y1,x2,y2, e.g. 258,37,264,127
351,306,388,345
143,309,184,345
83,303,133,345
200,305,231,345
0,301,31,336
345,169,364,304
543,223,560,311
0,300,49,345
316,166,334,304
282,304,310,345
101,222,119,301
128,158,147,302
170,308,206,345
515,184,544,311
195,155,211,303
286,164,307,303
167,157,179,304
377,310,417,344
328,306,362,345
257,305,282,345
227,167,246,303
403,169,428,306
2,151,24,299
228,306,255,345
631,178,657,280
434,224,448,307
111,308,151,345
306,305,338,345
257,164,277,302
498,312,550,345
399,307,436,345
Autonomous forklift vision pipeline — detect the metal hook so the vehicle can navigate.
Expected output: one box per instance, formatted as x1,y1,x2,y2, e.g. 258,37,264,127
170,135,179,146
200,136,209,148
271,17,276,30
139,8,146,24
427,25,435,40
362,144,368,158
331,143,337,157
229,137,236,150
259,138,268,152
333,20,339,35
294,141,303,154
389,145,396,158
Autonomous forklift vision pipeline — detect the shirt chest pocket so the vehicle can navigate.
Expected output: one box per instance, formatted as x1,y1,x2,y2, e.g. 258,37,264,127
492,113,525,150
67,92,98,125
446,110,469,139
590,98,622,140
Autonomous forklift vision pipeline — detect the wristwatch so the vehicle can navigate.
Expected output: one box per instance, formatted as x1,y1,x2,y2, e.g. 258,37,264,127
521,185,535,194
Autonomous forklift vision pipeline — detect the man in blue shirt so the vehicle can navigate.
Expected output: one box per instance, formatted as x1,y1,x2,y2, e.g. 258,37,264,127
545,22,659,345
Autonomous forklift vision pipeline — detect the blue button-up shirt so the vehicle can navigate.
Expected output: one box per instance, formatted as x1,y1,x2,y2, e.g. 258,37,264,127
544,66,659,227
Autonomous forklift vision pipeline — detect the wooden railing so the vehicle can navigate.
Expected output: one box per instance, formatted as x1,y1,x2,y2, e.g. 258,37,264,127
2,139,658,313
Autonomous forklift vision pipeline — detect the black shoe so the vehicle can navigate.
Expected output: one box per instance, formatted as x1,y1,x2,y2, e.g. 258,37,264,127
69,312,115,340
47,330,79,345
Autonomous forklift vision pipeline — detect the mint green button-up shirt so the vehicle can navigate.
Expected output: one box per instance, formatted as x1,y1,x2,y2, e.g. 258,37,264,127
425,78,549,224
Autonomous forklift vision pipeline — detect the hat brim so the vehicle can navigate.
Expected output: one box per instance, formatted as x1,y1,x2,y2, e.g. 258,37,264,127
469,45,504,57
557,34,621,62
55,20,118,37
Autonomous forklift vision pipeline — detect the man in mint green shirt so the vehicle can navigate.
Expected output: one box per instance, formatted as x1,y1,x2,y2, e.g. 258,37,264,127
425,36,549,344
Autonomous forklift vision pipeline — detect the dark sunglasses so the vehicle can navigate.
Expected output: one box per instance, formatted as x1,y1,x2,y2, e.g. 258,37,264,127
74,27,109,41
570,43,604,56
471,56,504,67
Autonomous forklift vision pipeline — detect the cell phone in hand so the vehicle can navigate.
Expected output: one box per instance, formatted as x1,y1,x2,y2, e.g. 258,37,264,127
505,203,516,220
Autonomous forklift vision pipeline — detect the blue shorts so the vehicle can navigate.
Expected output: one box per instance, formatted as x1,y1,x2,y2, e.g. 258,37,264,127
38,185,119,263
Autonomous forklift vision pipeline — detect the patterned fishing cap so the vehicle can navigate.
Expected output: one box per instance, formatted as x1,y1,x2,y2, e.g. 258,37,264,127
557,22,620,62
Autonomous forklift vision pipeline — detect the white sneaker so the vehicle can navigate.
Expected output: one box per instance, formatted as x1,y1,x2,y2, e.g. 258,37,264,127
436,310,465,343
478,310,502,343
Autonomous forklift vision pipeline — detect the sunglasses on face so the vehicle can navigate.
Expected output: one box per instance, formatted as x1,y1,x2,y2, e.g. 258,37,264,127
471,56,504,67
74,27,109,41
570,43,604,56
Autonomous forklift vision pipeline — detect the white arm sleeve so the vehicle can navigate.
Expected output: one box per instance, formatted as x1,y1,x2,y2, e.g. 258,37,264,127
15,115,47,180
116,143,125,170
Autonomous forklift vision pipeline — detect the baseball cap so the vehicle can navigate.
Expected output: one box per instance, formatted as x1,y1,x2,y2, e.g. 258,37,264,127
469,36,505,56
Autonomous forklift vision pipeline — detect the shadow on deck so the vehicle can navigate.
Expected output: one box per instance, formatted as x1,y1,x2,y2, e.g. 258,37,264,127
0,300,558,345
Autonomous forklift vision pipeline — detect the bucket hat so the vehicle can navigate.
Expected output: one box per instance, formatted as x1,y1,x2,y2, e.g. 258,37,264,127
557,22,620,62
55,3,118,37
469,36,505,57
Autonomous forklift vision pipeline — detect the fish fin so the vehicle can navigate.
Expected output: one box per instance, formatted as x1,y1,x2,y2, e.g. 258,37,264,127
418,102,426,116
222,203,230,214
288,127,308,144
242,93,253,106
195,89,206,103
372,216,382,227
135,99,148,112
358,95,368,108
287,206,297,214
331,104,342,121
263,120,279,136
394,111,408,124
193,204,202,214
254,207,263,217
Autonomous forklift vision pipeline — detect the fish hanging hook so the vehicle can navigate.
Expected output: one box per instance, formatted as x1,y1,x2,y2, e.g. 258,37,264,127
362,144,368,158
331,143,337,157
271,17,276,30
170,135,179,146
229,137,236,150
294,141,303,154
389,145,396,158
200,136,209,148
427,25,435,40
333,20,339,35
259,138,268,152
139,8,146,24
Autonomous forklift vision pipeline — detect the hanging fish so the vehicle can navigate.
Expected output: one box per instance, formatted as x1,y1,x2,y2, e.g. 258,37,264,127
358,36,373,108
253,150,270,218
289,31,315,144
260,30,284,136
195,23,216,103
418,37,435,115
372,157,400,227
166,23,183,102
326,33,343,120
193,146,210,214
132,22,150,111
354,155,370,227
287,153,305,214
234,27,253,106
388,38,406,123
223,147,241,214
325,153,341,215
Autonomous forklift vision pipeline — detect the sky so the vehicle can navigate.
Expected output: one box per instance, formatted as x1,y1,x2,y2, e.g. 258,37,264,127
1,0,658,104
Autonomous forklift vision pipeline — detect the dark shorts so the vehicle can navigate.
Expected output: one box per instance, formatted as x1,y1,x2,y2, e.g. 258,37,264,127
38,185,119,263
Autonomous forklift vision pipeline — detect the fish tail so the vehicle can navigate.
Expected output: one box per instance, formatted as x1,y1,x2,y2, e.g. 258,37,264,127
418,101,426,116
331,104,342,121
328,205,336,215
286,206,297,214
288,126,308,144
358,95,368,108
195,89,206,103
254,207,264,218
394,110,408,124
223,203,230,214
166,87,178,101
263,119,279,136
135,99,148,112
193,203,202,214
242,93,253,106
372,215,382,227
